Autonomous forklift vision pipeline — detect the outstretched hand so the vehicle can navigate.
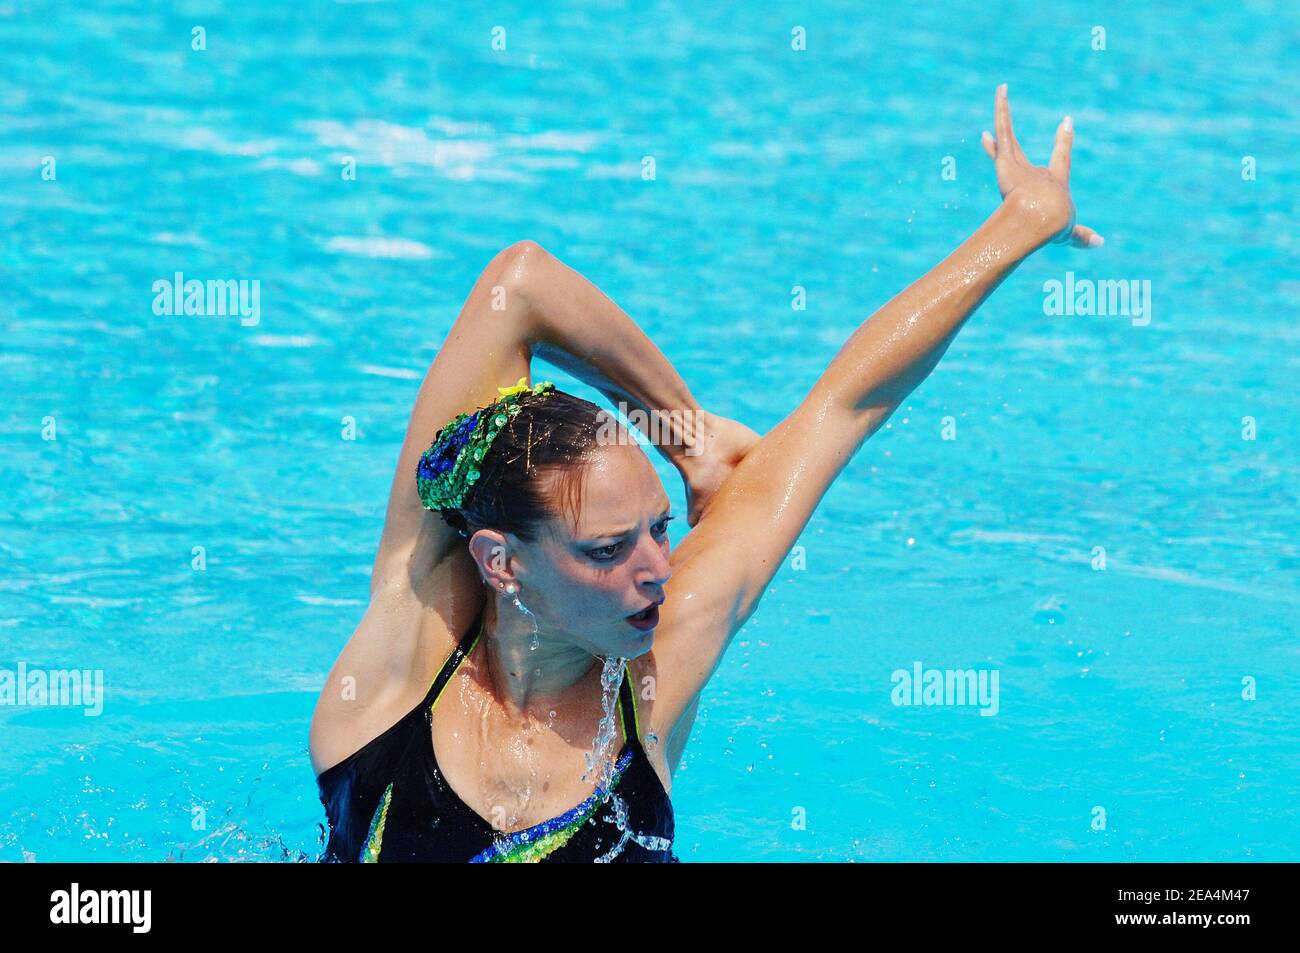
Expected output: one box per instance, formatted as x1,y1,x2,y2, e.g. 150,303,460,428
980,83,1103,249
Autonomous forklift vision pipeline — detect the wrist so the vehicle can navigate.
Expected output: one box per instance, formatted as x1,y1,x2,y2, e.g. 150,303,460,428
1000,182,1074,251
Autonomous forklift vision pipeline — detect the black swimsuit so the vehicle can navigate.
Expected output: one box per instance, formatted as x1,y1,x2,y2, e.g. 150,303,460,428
316,610,678,863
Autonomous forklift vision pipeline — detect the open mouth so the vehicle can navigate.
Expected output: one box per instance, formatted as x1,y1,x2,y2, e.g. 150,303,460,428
625,602,661,631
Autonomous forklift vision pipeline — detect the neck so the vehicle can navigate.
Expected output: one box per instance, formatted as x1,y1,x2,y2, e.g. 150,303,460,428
480,591,602,716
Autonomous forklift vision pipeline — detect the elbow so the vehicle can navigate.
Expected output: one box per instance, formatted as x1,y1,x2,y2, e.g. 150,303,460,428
496,240,549,297
472,240,549,339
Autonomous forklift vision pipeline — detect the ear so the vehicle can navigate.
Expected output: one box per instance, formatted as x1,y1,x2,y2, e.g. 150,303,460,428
467,529,515,589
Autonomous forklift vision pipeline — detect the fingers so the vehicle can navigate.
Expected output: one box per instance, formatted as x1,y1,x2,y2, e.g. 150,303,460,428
981,129,997,161
994,84,1011,154
994,83,1026,162
1069,223,1104,248
1049,115,1073,183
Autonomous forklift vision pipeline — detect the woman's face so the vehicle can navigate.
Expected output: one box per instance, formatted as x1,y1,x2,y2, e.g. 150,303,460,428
510,443,673,659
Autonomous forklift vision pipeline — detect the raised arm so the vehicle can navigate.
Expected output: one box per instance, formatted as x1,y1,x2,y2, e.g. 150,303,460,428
369,242,533,599
512,245,761,524
650,85,1101,729
328,241,736,771
370,240,750,599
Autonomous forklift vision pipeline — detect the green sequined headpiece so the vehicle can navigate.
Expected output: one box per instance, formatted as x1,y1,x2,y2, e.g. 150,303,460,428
416,377,557,513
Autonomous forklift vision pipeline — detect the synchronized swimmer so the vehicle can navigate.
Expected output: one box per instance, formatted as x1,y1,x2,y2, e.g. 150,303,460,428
308,85,1099,863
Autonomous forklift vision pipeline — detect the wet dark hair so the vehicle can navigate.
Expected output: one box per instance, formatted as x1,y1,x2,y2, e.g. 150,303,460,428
439,389,617,542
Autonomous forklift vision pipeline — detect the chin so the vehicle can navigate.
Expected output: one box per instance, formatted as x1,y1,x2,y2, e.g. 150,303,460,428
594,630,651,660
625,629,655,656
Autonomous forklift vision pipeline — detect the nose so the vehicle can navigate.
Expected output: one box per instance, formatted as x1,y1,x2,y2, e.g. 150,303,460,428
637,530,672,594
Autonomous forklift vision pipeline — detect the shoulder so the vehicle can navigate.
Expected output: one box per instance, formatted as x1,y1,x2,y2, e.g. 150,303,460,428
626,589,733,743
309,556,485,777
623,527,759,749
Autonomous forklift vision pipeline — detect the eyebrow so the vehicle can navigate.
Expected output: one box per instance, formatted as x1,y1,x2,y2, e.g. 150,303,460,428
581,503,672,541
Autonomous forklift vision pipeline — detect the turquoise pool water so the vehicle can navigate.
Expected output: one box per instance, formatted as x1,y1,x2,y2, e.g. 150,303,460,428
2,1,1296,862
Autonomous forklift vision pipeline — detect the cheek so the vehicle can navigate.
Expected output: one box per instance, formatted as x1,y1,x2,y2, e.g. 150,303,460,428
555,559,629,610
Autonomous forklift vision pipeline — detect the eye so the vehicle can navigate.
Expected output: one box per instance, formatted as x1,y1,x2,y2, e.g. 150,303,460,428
587,516,673,561
587,542,623,562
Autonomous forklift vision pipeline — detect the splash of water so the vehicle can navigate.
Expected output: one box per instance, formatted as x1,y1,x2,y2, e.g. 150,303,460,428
595,793,673,863
581,656,625,786
512,592,540,651
582,656,673,862
470,655,673,862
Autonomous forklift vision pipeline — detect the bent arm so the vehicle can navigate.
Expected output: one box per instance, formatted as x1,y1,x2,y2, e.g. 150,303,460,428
371,241,710,595
512,242,709,475
514,244,762,524
370,243,533,598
